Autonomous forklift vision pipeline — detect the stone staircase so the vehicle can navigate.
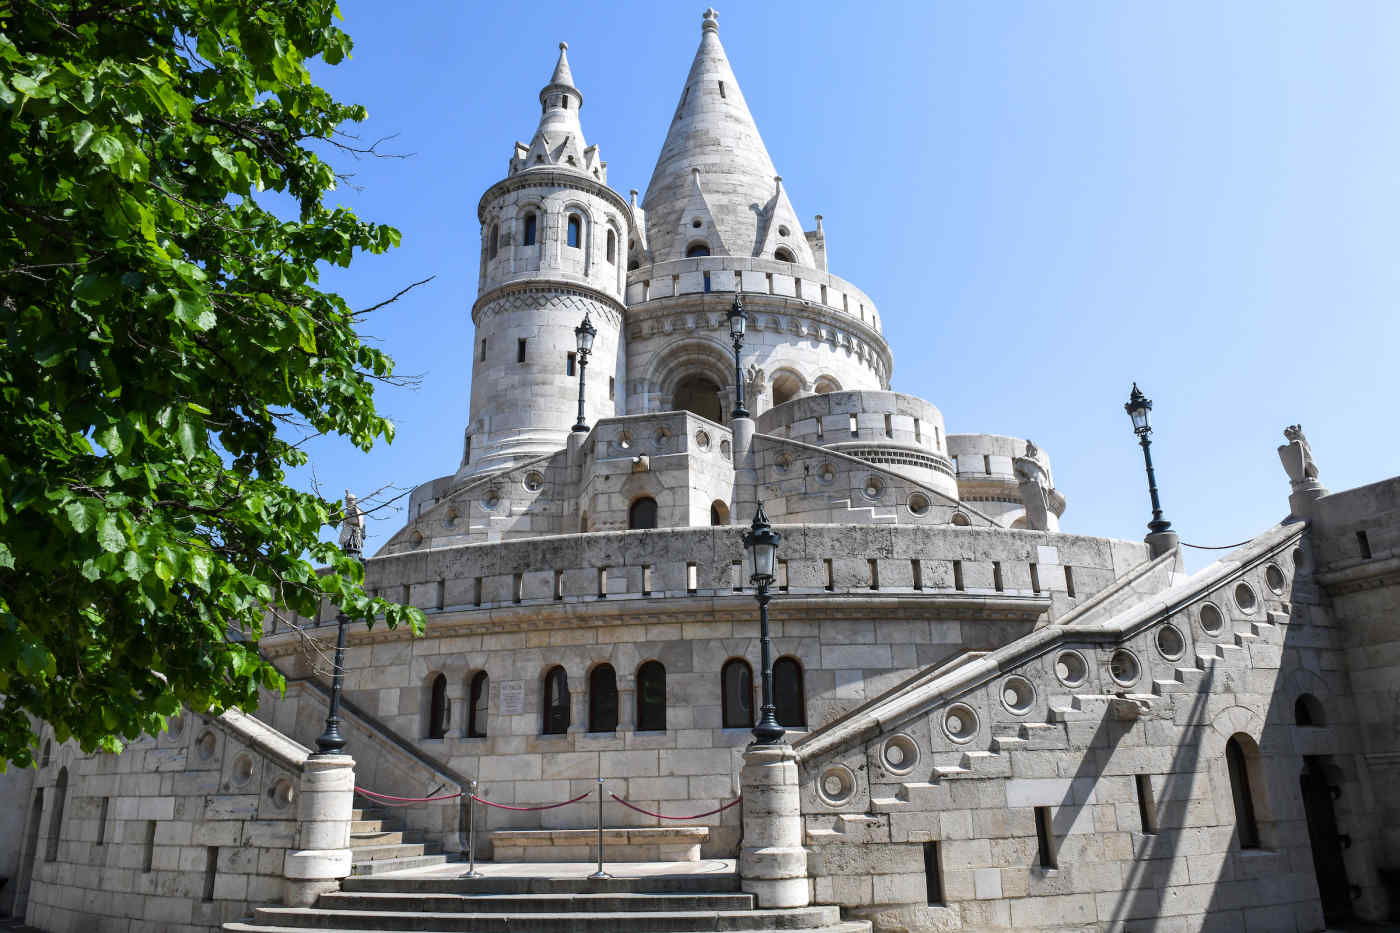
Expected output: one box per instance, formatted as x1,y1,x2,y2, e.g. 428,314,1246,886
829,498,897,524
348,802,447,877
225,871,870,932
871,609,1284,809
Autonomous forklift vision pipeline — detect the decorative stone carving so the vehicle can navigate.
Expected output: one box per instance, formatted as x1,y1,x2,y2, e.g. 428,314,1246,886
338,490,365,555
1279,423,1327,516
1013,449,1052,532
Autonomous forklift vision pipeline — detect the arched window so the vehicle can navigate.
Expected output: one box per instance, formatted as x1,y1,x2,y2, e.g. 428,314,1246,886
488,223,499,259
45,767,67,862
466,671,489,738
427,673,449,739
636,661,666,732
589,664,618,733
629,497,658,530
773,657,806,728
567,214,582,248
543,666,570,735
606,229,617,263
771,371,802,406
1295,694,1325,726
686,242,711,258
1226,734,1262,849
523,212,537,247
774,247,795,263
710,500,730,526
813,376,840,395
721,658,754,729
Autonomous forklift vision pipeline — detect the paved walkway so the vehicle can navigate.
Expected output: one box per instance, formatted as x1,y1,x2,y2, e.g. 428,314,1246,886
374,857,737,879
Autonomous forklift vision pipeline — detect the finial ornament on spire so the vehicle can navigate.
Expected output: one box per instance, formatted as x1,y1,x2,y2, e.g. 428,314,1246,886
702,7,719,31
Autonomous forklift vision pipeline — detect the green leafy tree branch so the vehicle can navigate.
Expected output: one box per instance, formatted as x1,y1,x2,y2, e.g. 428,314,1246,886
0,0,425,766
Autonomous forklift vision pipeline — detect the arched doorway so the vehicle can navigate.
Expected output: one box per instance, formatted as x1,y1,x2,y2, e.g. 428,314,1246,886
629,497,658,530
673,374,723,423
1301,755,1351,923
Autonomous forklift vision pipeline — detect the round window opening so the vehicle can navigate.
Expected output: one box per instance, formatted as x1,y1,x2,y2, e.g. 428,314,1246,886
695,430,711,451
720,439,732,461
691,218,702,229
1001,676,1035,715
863,475,884,500
908,493,930,516
817,463,836,483
1265,563,1286,595
817,764,856,807
881,734,919,775
1156,624,1186,661
618,431,633,450
951,512,971,527
776,452,793,473
230,753,254,787
943,704,979,743
1109,649,1140,687
778,225,790,237
1234,582,1258,614
1199,602,1225,636
523,471,544,492
1055,650,1088,688
269,777,295,810
195,730,217,761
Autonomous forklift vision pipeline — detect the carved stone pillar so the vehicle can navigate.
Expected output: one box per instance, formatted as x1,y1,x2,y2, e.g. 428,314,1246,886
284,754,354,906
739,742,808,908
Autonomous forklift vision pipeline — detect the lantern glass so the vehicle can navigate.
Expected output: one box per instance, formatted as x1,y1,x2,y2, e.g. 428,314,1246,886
575,316,596,353
1128,404,1150,433
728,301,746,339
749,538,776,580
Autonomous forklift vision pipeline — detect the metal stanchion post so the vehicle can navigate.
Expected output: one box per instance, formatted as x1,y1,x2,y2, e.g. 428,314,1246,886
588,777,611,880
463,779,483,878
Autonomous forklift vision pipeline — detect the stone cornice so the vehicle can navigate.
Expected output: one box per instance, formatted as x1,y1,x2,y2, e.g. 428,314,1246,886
472,279,626,328
1316,554,1400,596
258,592,1051,661
478,169,631,221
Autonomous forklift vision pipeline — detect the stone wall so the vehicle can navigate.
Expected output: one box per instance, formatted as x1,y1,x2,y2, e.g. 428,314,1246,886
17,709,321,932
794,523,1386,931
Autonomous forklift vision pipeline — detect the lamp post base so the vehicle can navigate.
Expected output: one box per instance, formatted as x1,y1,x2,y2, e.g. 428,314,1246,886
738,742,808,908
1145,529,1180,559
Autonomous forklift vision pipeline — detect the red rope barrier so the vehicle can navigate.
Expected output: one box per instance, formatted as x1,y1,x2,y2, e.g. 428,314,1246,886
355,786,462,803
471,791,591,812
610,794,742,820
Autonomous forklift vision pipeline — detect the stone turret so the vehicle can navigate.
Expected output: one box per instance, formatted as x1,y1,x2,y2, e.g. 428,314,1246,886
462,44,629,479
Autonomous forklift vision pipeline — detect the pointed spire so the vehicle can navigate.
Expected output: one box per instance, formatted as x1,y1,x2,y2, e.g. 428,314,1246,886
510,42,603,180
641,9,813,265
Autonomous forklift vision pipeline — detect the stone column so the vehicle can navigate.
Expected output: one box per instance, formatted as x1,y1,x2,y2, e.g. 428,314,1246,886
730,416,758,526
284,754,354,907
738,742,808,908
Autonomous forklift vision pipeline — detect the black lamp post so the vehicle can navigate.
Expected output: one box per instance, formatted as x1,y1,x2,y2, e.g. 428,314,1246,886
743,502,784,744
1124,383,1172,535
572,313,597,433
728,294,749,420
315,494,365,756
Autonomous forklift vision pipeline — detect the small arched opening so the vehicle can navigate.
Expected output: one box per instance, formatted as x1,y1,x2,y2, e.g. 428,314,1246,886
686,242,711,258
673,374,723,423
589,664,619,733
488,223,499,260
773,247,795,263
45,767,68,862
542,666,570,735
522,212,537,247
567,214,582,249
427,673,449,739
773,657,806,728
466,670,489,738
771,370,803,407
721,658,754,729
606,229,617,263
629,497,658,530
1296,693,1326,727
813,376,841,395
636,660,667,732
1225,733,1264,849
710,500,730,526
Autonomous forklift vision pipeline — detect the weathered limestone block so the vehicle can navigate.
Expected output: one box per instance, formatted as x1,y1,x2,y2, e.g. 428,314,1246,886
739,742,809,908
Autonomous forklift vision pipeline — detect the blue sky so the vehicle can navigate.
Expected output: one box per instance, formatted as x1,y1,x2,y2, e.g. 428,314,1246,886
298,2,1400,567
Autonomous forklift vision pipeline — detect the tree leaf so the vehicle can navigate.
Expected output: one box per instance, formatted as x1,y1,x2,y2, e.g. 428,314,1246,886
96,514,126,552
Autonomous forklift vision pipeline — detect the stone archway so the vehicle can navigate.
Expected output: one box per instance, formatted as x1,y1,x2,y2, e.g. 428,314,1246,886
673,374,723,423
646,338,734,423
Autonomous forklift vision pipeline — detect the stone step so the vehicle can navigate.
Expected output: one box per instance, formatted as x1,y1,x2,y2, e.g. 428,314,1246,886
228,923,869,933
245,904,846,931
348,854,449,877
349,842,425,862
341,874,744,895
959,749,1011,777
350,832,408,848
317,892,757,913
989,734,1026,752
350,820,385,834
350,809,388,822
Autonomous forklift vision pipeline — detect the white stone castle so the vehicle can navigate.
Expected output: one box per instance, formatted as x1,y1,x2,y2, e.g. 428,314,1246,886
7,11,1400,933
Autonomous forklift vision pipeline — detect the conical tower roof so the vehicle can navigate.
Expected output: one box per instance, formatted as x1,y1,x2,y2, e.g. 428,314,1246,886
510,42,605,181
641,9,810,264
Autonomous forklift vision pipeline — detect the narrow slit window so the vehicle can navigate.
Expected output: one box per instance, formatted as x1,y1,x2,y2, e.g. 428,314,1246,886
523,212,536,246
953,560,965,591
868,558,879,590
598,567,608,598
609,376,615,401
202,846,218,901
1358,530,1372,559
143,820,156,873
778,559,790,592
934,425,941,448
480,339,487,361
766,272,774,294
96,797,109,846
554,569,564,600
983,454,992,473
923,842,944,905
824,558,835,591
1064,565,1076,597
884,414,893,438
850,414,859,436
718,80,726,98
686,562,698,594
1135,774,1158,834
993,561,1004,592
436,580,445,610
1029,562,1040,594
567,214,581,249
473,576,483,607
732,560,744,592
703,271,711,292
512,573,523,604
914,418,922,443
567,352,576,376
517,338,527,363
816,418,824,439
912,559,923,591
794,279,802,299
1034,806,1057,868
820,284,828,304
642,564,652,596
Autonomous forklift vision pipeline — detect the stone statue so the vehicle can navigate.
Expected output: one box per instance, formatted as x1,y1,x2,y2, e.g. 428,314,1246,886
1281,425,1318,481
1013,454,1052,532
1024,439,1041,461
339,490,366,555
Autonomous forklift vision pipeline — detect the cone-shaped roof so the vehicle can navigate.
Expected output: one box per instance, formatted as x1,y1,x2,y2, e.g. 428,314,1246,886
548,40,575,89
510,42,604,180
641,9,810,264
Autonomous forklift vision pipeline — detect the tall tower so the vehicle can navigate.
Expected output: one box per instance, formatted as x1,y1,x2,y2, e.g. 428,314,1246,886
460,43,629,479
